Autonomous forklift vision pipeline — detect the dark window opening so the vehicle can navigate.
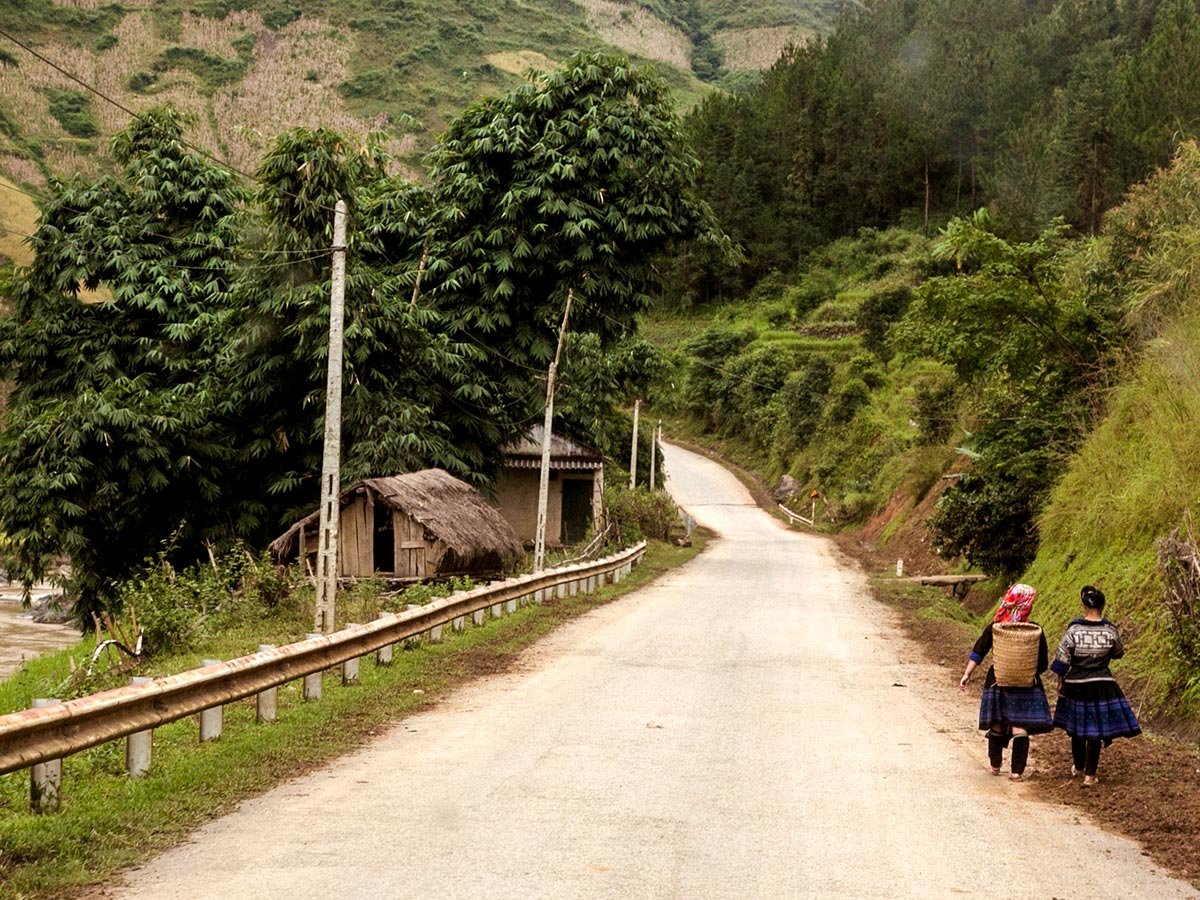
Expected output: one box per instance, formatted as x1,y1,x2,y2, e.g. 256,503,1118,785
374,506,395,572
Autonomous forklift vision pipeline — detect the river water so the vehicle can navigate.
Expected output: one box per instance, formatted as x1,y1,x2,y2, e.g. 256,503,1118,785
0,585,80,680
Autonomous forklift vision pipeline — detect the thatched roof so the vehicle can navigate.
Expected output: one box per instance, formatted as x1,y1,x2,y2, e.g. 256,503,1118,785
269,469,524,568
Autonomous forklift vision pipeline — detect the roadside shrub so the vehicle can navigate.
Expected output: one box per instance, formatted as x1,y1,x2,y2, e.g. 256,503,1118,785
770,356,834,459
605,484,679,544
114,545,295,656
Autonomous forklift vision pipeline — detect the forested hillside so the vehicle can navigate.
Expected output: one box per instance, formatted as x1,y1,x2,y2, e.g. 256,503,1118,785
655,0,1200,722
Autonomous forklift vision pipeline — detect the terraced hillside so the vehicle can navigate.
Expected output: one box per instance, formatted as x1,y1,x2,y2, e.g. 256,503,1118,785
0,0,834,196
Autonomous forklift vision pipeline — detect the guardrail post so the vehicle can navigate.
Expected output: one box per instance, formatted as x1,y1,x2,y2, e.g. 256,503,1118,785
30,699,62,813
199,661,223,741
506,597,517,614
303,634,323,701
127,676,153,778
453,615,465,632
343,628,361,685
472,609,485,626
430,622,443,642
490,601,502,618
377,614,395,665
256,645,277,723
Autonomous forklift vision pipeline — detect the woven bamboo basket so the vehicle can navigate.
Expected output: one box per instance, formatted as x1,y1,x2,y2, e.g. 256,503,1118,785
991,622,1042,687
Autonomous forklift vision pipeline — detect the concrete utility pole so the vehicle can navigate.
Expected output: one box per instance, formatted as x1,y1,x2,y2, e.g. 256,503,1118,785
313,200,348,634
629,399,640,489
534,289,574,572
650,419,661,490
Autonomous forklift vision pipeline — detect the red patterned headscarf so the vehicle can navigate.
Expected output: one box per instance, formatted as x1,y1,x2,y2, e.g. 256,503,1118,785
993,583,1036,623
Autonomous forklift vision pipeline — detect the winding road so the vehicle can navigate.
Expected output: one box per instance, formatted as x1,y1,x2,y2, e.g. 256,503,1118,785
97,443,1199,899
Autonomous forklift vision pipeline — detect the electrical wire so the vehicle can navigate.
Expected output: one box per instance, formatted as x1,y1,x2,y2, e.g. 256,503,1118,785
0,25,313,208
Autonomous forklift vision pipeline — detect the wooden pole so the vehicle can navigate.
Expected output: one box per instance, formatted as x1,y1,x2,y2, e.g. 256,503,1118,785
314,200,348,634
534,289,574,572
629,399,640,489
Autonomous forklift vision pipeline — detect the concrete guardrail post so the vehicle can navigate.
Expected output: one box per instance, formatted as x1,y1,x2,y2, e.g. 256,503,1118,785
256,645,277,723
506,597,517,614
377,614,395,665
473,609,485,626
199,660,224,741
30,698,62,812
430,622,443,642
490,602,502,618
342,629,361,685
303,634,323,701
126,676,153,778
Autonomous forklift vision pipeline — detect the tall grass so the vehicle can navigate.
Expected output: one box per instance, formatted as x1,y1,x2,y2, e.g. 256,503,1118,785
1026,311,1200,716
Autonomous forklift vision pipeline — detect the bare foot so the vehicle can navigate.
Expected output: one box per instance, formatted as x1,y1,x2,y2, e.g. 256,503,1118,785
1082,775,1098,787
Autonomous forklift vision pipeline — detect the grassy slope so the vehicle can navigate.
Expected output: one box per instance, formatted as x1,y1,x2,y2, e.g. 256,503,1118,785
0,176,36,267
1025,311,1200,722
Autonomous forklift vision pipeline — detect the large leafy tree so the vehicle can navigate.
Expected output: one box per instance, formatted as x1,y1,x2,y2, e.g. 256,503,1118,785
0,107,245,621
423,53,720,397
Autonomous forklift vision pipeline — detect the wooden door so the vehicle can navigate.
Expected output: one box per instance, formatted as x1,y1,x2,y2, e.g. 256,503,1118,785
394,513,428,578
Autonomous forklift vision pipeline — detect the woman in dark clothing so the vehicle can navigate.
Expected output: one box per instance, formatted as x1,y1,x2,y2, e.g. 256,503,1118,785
959,583,1054,782
1050,585,1141,786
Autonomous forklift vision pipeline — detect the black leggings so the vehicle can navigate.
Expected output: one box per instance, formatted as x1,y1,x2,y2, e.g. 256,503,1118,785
988,730,1030,775
1071,737,1103,776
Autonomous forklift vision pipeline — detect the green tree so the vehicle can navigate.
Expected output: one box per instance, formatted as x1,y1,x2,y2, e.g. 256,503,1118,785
424,52,721,385
226,127,509,530
0,106,245,623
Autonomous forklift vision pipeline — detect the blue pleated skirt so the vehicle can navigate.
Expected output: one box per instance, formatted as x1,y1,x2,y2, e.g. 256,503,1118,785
979,682,1054,734
1053,680,1142,741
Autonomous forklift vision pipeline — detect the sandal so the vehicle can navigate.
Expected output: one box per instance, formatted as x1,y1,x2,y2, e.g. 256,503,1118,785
988,765,1001,776
1008,773,1024,782
1082,776,1099,787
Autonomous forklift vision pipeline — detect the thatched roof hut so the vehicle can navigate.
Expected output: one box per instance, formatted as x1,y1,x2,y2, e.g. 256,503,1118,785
269,469,525,580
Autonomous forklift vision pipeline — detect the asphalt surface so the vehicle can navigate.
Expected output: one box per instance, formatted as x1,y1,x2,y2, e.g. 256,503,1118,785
97,443,1199,899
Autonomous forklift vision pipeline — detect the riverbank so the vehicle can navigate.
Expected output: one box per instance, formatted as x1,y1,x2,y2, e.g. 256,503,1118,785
0,585,78,680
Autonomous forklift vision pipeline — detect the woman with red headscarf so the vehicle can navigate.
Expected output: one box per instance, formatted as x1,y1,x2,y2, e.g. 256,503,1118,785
959,583,1053,781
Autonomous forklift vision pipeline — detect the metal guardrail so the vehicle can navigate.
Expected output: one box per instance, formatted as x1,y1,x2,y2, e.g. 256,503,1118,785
777,504,814,528
0,542,646,778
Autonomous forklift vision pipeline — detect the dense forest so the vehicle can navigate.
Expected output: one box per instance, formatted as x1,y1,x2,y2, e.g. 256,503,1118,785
670,0,1200,302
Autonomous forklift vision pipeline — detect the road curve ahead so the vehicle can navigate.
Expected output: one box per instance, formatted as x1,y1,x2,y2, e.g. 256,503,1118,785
99,443,1197,900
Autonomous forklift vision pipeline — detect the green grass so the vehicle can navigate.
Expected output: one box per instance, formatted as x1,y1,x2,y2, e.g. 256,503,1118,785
0,536,706,900
1024,311,1200,719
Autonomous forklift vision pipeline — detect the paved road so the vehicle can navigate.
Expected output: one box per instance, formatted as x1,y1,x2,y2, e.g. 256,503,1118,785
98,443,1198,899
